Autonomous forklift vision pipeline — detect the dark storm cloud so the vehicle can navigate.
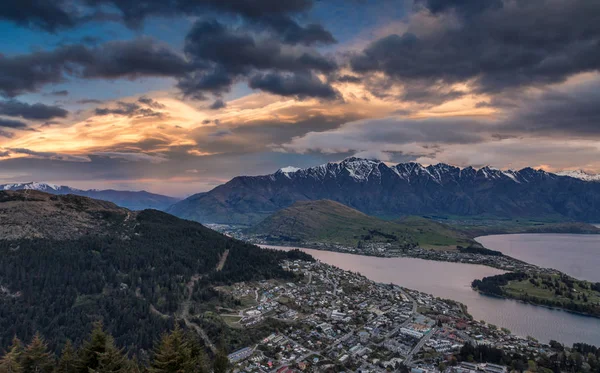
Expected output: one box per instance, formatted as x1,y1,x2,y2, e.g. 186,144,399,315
177,19,338,99
0,38,188,97
94,101,164,118
0,118,28,129
209,99,226,110
351,0,600,96
505,82,600,137
417,0,503,16
1,0,332,46
0,100,68,120
0,0,77,32
249,72,339,99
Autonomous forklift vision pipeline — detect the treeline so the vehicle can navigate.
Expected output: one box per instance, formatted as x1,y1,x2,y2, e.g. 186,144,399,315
0,322,231,373
547,340,600,373
471,272,529,296
0,209,314,353
472,272,600,317
457,245,503,256
458,341,600,373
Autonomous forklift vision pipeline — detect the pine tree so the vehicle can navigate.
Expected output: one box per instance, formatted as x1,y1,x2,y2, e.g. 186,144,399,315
212,349,229,373
56,341,77,373
0,337,24,373
21,333,54,373
77,322,108,373
149,326,203,373
90,336,130,373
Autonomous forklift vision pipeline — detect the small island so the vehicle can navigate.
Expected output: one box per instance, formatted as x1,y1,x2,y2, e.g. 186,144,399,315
472,272,600,318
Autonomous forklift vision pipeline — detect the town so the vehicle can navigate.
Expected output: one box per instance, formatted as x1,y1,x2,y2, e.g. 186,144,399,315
213,260,556,373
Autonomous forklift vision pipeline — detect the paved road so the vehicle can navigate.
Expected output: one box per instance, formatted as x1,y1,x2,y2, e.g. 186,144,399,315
405,327,438,365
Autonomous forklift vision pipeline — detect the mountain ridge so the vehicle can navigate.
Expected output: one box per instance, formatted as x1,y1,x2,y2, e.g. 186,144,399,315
0,182,180,211
168,157,600,224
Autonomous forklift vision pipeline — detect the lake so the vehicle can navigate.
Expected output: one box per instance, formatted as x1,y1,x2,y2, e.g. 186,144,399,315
263,242,600,346
477,234,600,282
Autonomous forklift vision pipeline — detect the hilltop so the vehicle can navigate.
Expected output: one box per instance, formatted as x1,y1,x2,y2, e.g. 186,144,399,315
249,200,475,250
0,190,130,240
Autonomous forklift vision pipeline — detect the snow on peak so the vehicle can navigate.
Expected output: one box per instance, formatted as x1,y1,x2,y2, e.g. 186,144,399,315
0,182,74,192
279,166,300,174
556,170,600,182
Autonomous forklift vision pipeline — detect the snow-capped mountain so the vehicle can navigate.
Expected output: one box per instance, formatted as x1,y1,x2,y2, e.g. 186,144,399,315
0,182,179,211
556,170,600,182
1,182,80,193
168,157,600,225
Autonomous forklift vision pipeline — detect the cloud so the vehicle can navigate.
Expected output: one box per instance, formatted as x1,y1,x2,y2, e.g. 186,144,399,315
504,78,600,137
249,71,339,99
94,101,165,118
8,148,91,162
0,38,188,97
177,19,338,99
0,118,29,129
0,100,68,120
137,96,165,109
76,99,104,104
48,90,69,96
351,0,600,98
0,0,333,46
0,131,15,138
282,116,488,154
209,99,227,110
92,152,168,163
0,0,77,32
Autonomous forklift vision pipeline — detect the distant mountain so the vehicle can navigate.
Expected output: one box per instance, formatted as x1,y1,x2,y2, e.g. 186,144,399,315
0,182,179,211
168,157,600,225
556,170,600,182
0,190,309,352
249,199,475,249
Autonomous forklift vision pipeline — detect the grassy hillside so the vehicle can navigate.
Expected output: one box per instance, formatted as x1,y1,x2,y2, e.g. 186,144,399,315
249,200,475,249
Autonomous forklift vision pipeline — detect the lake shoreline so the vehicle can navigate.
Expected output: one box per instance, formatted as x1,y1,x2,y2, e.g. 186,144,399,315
263,242,600,346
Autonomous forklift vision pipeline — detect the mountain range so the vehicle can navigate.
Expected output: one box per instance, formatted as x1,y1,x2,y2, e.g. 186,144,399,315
168,157,600,225
0,182,179,211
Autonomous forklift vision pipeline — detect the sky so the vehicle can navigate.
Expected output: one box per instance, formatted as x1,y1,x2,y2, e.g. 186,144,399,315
1,0,600,197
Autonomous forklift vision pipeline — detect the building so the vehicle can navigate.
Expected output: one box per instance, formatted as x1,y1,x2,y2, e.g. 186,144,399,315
228,347,253,363
401,327,425,339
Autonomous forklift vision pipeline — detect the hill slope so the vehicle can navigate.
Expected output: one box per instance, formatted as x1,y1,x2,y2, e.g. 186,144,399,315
0,191,309,353
249,200,475,249
168,157,600,225
0,182,179,211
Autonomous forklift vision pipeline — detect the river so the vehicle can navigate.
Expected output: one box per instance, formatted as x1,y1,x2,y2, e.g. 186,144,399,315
263,240,600,346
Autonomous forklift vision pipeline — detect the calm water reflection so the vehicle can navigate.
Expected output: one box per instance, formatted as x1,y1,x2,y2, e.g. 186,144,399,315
477,234,600,282
264,245,600,346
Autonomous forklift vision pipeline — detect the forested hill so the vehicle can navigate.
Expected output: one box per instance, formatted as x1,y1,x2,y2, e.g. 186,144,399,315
0,191,311,354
